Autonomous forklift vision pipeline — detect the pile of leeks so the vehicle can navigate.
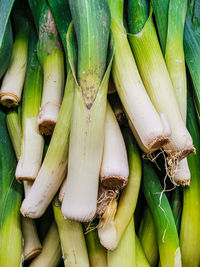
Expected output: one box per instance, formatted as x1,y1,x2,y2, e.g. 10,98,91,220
0,0,200,266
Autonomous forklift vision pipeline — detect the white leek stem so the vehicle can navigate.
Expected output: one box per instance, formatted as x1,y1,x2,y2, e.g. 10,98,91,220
61,82,107,222
100,102,129,189
171,158,190,186
37,50,65,135
16,117,44,181
0,33,28,107
110,17,171,154
20,71,74,218
29,222,61,267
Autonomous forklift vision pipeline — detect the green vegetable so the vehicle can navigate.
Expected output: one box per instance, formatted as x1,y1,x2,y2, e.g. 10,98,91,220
0,108,23,267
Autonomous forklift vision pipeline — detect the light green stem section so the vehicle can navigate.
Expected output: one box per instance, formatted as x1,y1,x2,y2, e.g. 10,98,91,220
29,222,61,267
107,218,136,267
20,70,74,218
165,0,187,122
84,226,107,267
136,236,150,267
138,207,158,267
180,91,200,267
53,200,90,267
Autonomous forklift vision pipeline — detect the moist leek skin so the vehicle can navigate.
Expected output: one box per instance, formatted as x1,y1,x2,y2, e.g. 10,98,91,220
180,91,200,267
29,0,65,135
107,0,171,154
138,207,159,267
142,162,181,267
15,27,44,182
100,102,129,189
128,14,195,160
53,199,90,267
107,217,136,267
98,128,141,250
29,222,62,267
0,109,23,267
84,225,107,267
20,69,74,218
135,236,150,267
0,8,29,107
62,0,112,222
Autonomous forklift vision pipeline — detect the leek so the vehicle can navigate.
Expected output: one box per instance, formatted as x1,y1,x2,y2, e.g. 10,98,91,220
29,0,65,135
107,0,171,154
107,217,136,267
0,109,23,267
142,161,181,267
53,198,90,267
164,0,190,185
180,89,200,267
15,26,44,182
21,68,74,218
29,222,61,267
100,102,129,189
6,108,42,261
138,207,158,267
128,8,195,162
62,0,113,222
0,3,29,107
98,128,141,250
170,188,182,232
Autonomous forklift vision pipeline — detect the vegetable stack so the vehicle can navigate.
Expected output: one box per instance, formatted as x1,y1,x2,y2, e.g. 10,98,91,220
0,0,200,266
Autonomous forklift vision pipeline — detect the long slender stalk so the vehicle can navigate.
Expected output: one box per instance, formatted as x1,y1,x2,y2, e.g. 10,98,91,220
100,102,129,189
62,0,113,222
0,109,23,267
128,11,195,162
29,0,65,135
53,198,90,267
15,26,44,182
0,5,29,107
142,161,181,267
135,236,150,267
170,188,182,232
84,226,107,267
164,0,190,185
29,222,61,267
180,89,200,267
138,207,159,267
20,67,74,218
98,128,141,250
107,0,171,154
107,217,136,267
6,107,42,261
